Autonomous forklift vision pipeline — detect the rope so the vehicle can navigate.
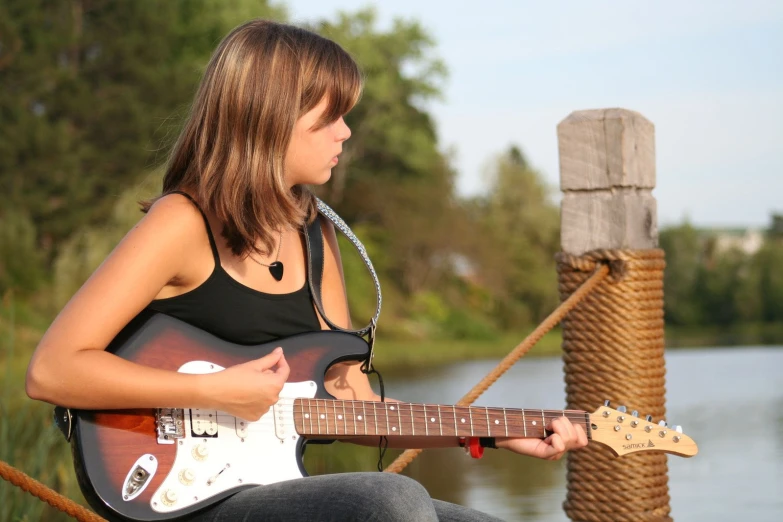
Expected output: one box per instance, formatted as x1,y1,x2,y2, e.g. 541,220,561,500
384,262,611,474
0,460,107,522
558,249,671,522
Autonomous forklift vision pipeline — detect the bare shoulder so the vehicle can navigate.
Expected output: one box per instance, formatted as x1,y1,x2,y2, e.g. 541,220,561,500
141,193,208,244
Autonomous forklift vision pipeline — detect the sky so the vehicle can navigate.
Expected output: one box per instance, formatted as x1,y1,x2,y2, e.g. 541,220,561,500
286,0,783,228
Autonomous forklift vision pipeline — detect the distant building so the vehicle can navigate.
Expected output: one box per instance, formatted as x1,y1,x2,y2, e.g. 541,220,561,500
711,228,765,255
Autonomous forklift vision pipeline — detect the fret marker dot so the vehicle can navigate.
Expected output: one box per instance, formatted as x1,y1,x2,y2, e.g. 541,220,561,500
461,418,466,423
390,406,395,411
532,421,537,426
495,420,500,425
358,415,363,421
430,417,435,423
304,414,310,419
320,414,325,420
392,427,397,432
338,415,343,420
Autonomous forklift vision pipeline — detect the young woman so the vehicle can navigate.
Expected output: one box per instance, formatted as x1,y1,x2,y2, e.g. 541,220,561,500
26,20,587,521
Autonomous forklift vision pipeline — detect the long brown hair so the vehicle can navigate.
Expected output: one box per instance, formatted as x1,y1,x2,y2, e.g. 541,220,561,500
144,20,362,256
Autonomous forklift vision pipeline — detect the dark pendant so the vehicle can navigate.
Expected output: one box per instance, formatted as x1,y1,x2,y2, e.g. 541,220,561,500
268,261,284,281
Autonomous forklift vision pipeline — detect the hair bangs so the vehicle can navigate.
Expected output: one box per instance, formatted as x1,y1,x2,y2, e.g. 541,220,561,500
304,44,363,130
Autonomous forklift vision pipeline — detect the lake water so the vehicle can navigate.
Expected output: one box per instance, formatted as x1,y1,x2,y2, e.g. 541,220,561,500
373,347,783,522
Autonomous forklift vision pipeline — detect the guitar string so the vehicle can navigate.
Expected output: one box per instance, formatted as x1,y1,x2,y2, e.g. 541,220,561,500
186,410,592,436
201,406,591,423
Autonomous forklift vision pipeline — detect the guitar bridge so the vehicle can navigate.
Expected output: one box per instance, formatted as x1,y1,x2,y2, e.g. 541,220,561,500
156,408,185,444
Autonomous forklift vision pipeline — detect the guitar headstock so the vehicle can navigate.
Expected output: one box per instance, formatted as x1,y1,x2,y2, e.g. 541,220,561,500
588,402,698,458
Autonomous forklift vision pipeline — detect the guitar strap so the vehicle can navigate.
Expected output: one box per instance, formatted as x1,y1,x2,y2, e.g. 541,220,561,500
306,199,389,468
304,198,382,371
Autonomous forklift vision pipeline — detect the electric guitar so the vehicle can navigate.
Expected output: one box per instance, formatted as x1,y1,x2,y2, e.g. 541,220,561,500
63,310,698,521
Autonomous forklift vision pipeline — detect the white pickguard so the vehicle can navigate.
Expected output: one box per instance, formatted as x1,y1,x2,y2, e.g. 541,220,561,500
149,361,317,514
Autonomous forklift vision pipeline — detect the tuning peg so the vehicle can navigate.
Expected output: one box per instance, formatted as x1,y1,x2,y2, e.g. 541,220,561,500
658,420,667,427
631,410,639,417
604,400,611,407
673,425,683,433
645,415,653,422
617,405,627,413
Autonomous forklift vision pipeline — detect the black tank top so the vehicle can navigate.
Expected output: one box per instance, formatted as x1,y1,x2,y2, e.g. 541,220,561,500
144,192,322,345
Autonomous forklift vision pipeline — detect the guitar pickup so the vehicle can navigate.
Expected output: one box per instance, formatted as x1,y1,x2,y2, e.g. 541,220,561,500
190,408,219,437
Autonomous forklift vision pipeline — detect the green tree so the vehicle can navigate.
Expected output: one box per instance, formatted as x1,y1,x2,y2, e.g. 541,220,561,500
310,8,448,209
310,9,466,311
467,146,560,329
660,222,704,325
756,240,783,322
0,0,284,257
0,207,44,295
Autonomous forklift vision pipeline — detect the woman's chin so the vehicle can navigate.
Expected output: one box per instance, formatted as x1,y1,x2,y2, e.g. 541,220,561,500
310,170,333,186
290,169,333,188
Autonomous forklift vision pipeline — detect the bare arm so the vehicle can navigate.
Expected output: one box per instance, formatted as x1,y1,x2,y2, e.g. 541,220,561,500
25,195,288,421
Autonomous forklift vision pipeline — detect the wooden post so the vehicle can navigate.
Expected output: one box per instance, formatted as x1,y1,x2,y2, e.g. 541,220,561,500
559,108,657,254
557,108,672,522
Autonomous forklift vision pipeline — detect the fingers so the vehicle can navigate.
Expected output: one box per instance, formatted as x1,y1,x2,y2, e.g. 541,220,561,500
541,417,588,460
549,416,575,442
546,433,565,459
273,353,291,383
549,417,588,448
574,423,588,447
255,347,284,370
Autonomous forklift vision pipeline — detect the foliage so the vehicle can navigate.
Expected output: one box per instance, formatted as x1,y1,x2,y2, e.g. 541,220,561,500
661,216,783,332
0,0,285,256
465,147,561,330
0,207,45,296
0,296,84,522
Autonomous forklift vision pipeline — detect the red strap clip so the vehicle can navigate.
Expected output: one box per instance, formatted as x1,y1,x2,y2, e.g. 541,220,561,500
468,437,484,459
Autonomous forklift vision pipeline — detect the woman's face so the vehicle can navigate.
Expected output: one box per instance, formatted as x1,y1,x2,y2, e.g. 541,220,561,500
284,96,351,187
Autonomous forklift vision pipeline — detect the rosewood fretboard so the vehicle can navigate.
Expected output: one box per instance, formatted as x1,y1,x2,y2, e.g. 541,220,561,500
292,399,590,439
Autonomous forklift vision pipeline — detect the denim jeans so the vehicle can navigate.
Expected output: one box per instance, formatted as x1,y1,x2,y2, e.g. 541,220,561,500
187,472,505,521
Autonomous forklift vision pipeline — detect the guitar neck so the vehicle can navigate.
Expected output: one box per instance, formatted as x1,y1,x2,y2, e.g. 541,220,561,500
292,399,590,439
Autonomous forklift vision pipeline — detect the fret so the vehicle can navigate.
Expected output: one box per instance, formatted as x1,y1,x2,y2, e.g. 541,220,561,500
351,401,357,436
372,402,378,435
332,401,340,436
437,406,443,436
469,407,474,437
316,400,322,435
423,404,429,436
485,407,491,437
453,406,458,437
410,403,415,435
326,400,333,435
522,409,527,437
308,399,314,435
396,404,403,435
503,408,508,437
362,402,369,435
385,403,390,435
541,409,546,436
342,401,348,435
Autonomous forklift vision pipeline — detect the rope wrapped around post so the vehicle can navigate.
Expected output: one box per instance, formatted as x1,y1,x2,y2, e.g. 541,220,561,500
557,248,671,522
